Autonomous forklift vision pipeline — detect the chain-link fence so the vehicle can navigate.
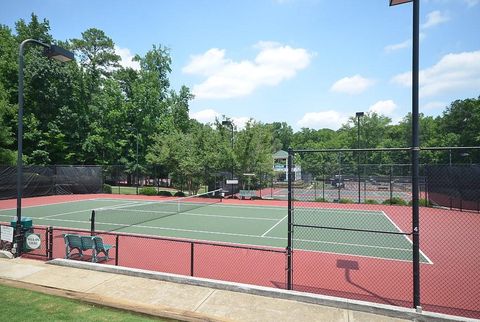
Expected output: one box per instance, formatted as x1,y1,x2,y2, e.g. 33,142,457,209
287,147,480,318
0,165,102,200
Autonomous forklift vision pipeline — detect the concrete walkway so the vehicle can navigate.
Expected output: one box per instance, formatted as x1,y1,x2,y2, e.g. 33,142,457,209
0,257,474,322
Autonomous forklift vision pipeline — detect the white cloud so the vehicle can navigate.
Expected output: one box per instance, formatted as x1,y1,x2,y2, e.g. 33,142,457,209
464,0,479,7
384,40,411,53
368,100,397,116
231,117,250,130
330,75,375,95
297,110,348,130
183,42,313,99
422,101,446,111
114,45,140,71
190,109,220,124
391,50,480,97
422,11,449,29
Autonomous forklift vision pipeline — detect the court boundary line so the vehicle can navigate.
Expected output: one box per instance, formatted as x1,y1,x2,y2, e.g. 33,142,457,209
92,220,429,264
381,211,433,264
261,215,287,237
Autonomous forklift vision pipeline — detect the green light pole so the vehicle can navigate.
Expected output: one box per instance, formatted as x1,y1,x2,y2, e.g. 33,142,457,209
16,39,74,257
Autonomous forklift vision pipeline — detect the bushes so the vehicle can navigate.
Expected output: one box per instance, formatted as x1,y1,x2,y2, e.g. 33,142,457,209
158,190,173,197
315,197,328,202
382,197,408,206
408,198,430,207
174,191,186,197
364,199,379,204
103,184,112,194
338,198,354,204
139,187,157,196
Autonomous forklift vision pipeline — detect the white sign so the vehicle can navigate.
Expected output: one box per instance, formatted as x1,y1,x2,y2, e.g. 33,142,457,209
1,225,14,243
25,234,41,250
226,179,239,185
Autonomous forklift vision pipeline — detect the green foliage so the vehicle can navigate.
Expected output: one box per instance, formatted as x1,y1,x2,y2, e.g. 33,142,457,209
174,191,186,197
364,199,379,204
408,198,430,207
103,184,112,194
139,187,157,196
158,190,173,197
338,198,354,204
315,197,328,202
382,197,408,206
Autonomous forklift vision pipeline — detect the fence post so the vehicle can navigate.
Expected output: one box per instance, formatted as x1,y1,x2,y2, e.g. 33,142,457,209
115,235,119,266
48,226,53,260
287,148,293,290
322,174,325,201
90,210,95,235
190,242,195,277
390,166,393,203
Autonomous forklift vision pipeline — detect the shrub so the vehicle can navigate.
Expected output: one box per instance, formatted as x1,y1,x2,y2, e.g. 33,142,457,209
315,197,328,203
382,197,407,206
364,199,378,204
338,198,354,204
158,190,173,197
408,198,430,207
251,196,262,200
174,191,186,197
139,187,157,196
103,184,112,194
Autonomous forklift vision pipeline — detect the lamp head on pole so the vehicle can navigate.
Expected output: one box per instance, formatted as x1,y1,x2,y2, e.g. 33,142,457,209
222,120,232,127
389,0,413,6
44,44,74,62
356,112,365,118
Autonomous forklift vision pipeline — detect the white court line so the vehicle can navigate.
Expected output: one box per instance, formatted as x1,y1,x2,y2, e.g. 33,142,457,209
381,211,434,264
0,198,100,212
95,220,414,253
102,208,279,222
261,215,287,237
39,209,92,219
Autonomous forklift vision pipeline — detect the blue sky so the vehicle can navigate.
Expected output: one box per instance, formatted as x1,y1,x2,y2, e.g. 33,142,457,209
2,0,479,130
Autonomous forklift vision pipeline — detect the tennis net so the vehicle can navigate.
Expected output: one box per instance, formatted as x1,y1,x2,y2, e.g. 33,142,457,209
91,189,223,233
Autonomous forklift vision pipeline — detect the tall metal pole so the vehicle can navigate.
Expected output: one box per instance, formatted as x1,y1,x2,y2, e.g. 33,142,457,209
411,0,421,310
287,148,293,290
356,112,363,203
15,41,27,256
230,126,234,196
136,131,139,195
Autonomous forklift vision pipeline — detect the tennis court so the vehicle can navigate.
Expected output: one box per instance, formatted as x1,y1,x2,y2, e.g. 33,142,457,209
0,194,430,263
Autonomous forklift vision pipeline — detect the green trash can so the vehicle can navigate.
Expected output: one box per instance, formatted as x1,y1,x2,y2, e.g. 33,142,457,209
10,217,33,232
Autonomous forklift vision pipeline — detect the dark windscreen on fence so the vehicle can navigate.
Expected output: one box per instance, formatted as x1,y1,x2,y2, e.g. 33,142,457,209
0,165,102,199
426,164,480,211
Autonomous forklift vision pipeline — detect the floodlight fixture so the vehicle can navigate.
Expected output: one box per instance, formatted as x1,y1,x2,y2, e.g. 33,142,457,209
390,0,413,6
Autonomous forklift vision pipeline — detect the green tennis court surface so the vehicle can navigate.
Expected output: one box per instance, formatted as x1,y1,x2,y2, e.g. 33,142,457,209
0,198,430,263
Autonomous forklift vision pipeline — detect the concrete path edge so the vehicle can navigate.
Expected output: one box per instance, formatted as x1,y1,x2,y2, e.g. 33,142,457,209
48,259,476,322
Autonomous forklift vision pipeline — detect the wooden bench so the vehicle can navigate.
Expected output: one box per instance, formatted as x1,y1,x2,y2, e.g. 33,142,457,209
239,190,256,200
63,234,114,263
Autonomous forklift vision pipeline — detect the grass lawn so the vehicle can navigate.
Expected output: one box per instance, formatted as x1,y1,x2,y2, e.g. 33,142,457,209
0,283,175,321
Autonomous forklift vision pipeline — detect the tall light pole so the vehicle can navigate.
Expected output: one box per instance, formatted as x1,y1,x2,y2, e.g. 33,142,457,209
16,39,74,257
222,120,234,197
356,112,364,203
136,130,139,195
389,0,421,310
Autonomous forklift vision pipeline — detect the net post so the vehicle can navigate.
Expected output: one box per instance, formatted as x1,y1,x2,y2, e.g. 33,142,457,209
287,147,293,290
90,210,95,235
